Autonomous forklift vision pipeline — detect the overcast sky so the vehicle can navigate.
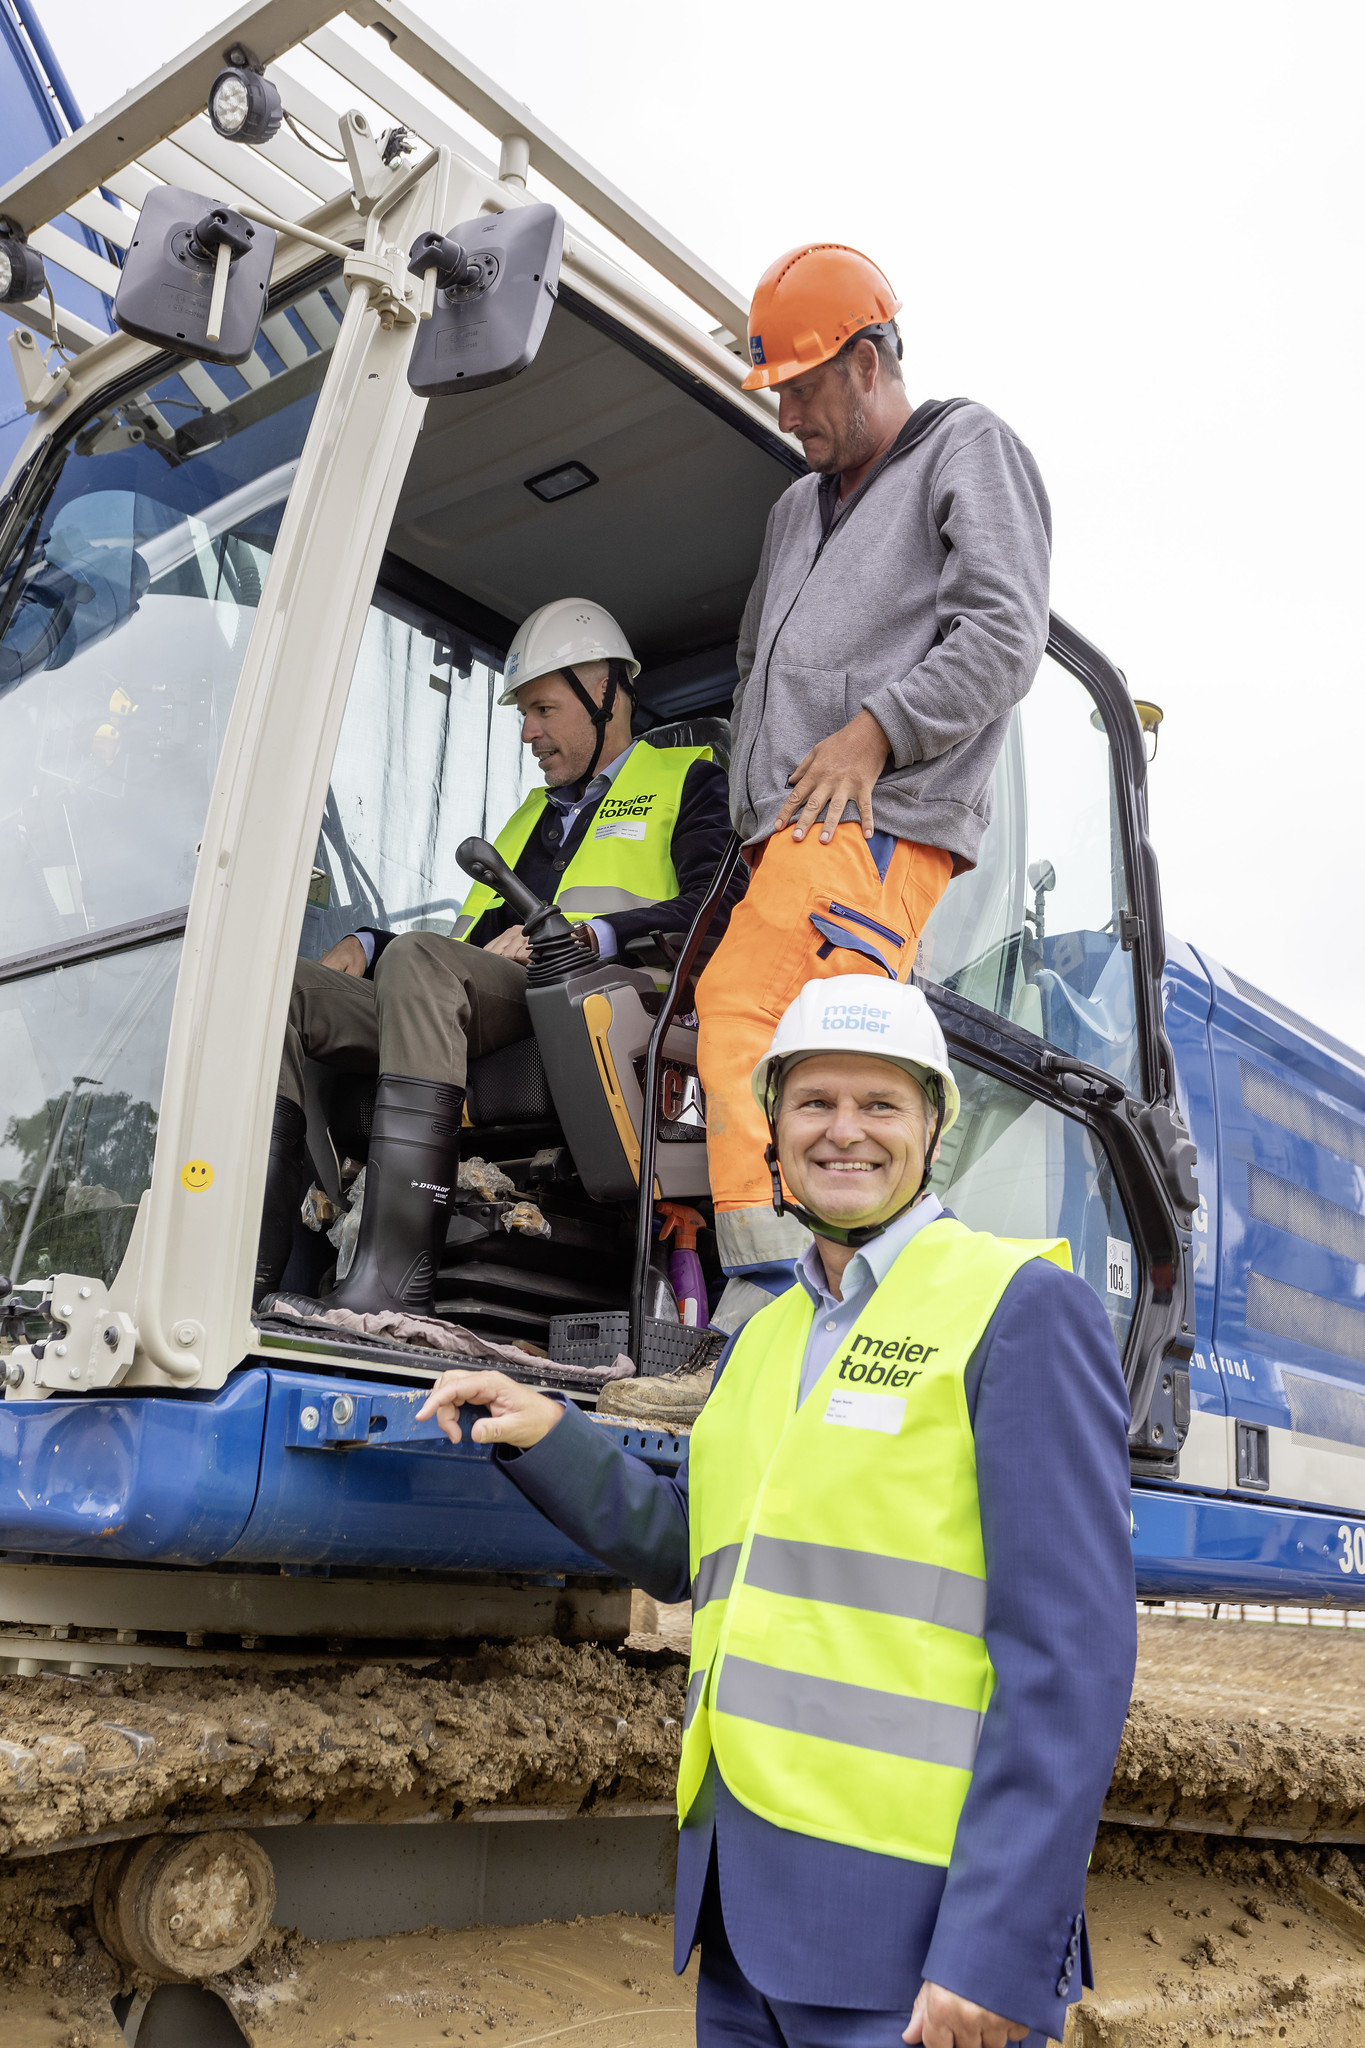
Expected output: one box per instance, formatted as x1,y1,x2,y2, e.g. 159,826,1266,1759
37,1,1365,1044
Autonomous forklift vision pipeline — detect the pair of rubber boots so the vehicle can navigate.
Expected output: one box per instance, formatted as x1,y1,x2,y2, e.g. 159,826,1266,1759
255,1075,463,1319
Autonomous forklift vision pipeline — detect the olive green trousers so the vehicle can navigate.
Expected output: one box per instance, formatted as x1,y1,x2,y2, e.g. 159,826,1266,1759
277,931,531,1106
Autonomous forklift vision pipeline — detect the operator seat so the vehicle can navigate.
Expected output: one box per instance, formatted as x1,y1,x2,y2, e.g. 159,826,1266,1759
324,1036,554,1167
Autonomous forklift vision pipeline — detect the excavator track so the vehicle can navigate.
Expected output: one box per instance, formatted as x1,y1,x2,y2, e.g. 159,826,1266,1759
1104,1611,1365,1845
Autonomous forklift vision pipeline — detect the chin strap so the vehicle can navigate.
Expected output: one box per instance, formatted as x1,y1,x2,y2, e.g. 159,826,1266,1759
560,658,629,784
764,1077,945,1250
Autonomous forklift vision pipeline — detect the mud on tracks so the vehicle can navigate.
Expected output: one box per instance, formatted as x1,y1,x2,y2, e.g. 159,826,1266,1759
1110,1616,1365,1840
0,1634,688,1972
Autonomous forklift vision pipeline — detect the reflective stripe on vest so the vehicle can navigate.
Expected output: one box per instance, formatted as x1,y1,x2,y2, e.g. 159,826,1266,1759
451,741,710,938
677,1217,1071,1865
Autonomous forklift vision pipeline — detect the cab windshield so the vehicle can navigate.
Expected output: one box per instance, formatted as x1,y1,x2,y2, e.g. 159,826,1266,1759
0,284,343,961
0,283,342,1289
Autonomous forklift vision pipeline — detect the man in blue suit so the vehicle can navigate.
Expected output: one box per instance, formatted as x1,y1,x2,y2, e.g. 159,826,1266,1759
418,976,1136,2047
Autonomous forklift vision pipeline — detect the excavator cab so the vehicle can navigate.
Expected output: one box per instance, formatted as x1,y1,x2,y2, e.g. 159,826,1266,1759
268,818,728,1379
0,2,1220,1641
0,228,1194,1431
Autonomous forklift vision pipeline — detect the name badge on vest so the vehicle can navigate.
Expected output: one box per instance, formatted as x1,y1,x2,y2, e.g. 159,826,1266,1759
594,817,646,840
824,1388,905,1436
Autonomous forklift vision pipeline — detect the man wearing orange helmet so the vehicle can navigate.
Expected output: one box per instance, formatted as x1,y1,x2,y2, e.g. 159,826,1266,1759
696,242,1052,1325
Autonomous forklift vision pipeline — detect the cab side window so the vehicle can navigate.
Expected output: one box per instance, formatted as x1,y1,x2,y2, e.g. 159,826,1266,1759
933,1062,1137,1355
919,653,1139,1094
300,595,539,959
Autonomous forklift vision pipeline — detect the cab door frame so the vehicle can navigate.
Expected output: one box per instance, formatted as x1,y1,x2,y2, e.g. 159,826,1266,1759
922,613,1200,1474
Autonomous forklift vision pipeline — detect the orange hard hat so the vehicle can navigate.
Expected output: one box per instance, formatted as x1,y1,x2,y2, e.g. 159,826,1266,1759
741,243,902,391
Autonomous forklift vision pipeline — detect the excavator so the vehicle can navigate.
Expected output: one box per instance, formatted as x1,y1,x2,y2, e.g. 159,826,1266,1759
1,0,1364,2023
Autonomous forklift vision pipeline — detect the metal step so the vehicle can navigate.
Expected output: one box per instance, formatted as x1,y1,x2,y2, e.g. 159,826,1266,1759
432,1295,550,1335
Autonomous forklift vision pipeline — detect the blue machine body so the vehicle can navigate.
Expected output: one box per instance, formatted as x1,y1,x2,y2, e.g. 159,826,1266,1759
1130,935,1365,1600
0,1362,686,1580
0,1,116,480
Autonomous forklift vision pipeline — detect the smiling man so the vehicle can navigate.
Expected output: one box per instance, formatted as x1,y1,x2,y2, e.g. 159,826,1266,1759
415,976,1137,2048
254,596,739,1317
695,243,1053,1331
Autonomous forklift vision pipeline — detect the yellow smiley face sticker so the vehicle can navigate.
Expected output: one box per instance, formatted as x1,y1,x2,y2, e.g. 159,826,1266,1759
180,1160,214,1191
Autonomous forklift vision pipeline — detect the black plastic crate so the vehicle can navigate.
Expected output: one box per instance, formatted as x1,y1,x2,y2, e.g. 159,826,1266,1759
549,1310,723,1379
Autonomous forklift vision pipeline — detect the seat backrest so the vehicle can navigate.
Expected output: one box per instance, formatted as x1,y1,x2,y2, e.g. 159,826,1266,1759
639,716,731,771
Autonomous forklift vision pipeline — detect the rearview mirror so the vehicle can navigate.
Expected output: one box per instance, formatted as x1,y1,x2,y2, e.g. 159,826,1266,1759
407,202,563,398
113,186,276,366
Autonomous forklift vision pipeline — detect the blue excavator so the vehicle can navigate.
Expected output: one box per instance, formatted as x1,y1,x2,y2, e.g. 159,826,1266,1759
0,0,1361,1996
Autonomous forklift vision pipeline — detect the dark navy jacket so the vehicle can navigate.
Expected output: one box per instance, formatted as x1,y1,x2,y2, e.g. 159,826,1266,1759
501,1256,1135,2040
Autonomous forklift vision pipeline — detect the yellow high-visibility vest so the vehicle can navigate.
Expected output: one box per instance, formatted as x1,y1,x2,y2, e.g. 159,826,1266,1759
680,1216,1071,1864
452,741,711,938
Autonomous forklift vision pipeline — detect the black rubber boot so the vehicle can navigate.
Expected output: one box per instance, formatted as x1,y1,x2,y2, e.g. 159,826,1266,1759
323,1074,463,1318
253,1097,308,1309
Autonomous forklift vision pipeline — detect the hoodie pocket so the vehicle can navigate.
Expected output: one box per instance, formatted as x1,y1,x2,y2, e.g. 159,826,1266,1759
758,661,848,769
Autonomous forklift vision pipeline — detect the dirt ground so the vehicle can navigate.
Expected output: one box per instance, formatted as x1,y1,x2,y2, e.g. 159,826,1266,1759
5,1860,1365,2048
0,1912,698,2048
1072,1826,1365,2046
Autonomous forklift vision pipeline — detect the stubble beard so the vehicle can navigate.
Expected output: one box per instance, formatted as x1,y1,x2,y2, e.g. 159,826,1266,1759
804,393,874,478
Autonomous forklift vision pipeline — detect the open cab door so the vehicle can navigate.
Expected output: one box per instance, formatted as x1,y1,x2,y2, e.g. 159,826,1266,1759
917,618,1200,1475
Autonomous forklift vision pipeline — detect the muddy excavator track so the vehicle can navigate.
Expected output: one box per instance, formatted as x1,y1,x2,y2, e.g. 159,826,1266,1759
5,1615,1364,1867
1109,1613,1365,1845
6,1611,1365,2045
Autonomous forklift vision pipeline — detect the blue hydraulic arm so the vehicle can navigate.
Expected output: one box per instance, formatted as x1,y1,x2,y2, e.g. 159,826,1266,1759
0,1,116,478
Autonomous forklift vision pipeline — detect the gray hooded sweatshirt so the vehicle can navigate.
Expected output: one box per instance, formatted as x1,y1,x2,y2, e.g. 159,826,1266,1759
731,398,1051,872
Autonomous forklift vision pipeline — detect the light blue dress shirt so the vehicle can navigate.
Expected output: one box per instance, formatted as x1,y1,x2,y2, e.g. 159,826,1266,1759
791,1192,944,1405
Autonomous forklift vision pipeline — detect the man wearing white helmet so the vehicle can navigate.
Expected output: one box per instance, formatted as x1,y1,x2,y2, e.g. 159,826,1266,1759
253,596,738,1316
415,977,1136,2048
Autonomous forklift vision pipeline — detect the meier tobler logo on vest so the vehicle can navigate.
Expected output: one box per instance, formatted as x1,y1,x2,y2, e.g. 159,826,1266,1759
836,1326,939,1390
592,788,658,843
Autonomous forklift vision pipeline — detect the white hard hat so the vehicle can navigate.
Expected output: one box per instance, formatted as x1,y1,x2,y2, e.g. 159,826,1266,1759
751,976,960,1136
498,597,639,707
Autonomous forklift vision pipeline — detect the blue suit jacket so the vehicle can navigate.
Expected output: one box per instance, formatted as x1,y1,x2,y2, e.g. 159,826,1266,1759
500,1256,1135,2040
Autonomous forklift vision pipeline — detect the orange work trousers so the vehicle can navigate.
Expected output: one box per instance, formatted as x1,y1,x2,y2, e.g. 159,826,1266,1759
695,824,953,1214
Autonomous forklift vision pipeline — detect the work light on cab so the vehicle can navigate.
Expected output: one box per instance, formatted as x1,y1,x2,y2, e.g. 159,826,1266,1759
0,232,47,305
208,58,282,144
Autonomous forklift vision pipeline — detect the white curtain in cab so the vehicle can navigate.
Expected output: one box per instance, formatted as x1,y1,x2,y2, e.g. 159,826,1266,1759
323,607,540,934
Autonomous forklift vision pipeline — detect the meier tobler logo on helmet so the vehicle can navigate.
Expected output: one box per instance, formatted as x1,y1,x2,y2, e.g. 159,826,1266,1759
819,1001,891,1034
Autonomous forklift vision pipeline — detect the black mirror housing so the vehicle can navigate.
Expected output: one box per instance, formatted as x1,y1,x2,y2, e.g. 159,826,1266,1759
113,186,276,366
407,202,563,398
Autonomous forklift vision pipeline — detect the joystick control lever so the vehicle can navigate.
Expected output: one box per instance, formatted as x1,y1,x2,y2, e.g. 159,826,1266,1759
455,839,588,985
